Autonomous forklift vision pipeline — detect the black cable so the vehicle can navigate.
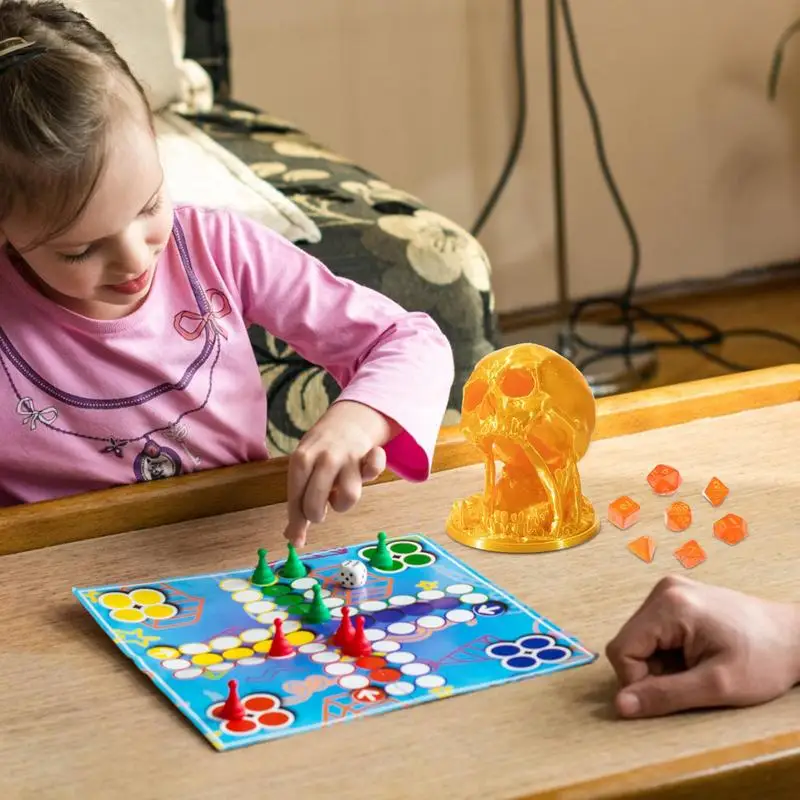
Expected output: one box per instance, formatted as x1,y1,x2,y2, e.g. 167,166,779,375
767,17,800,100
576,314,799,374
569,304,723,354
558,0,640,308
553,0,800,374
557,0,638,366
470,0,526,237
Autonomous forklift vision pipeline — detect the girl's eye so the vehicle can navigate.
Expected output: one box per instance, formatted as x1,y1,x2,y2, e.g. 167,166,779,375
55,196,162,263
59,247,94,264
141,196,162,217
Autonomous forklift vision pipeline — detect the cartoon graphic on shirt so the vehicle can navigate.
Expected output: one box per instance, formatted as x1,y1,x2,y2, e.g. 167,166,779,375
133,439,183,482
16,396,58,430
174,288,231,341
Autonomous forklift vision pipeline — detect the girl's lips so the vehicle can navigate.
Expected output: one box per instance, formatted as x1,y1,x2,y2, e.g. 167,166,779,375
108,270,149,295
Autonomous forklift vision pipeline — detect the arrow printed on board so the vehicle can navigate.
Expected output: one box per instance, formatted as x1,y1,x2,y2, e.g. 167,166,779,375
352,687,387,704
473,601,508,617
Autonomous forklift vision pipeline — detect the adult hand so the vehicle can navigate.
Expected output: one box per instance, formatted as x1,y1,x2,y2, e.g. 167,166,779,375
282,400,396,547
606,575,800,719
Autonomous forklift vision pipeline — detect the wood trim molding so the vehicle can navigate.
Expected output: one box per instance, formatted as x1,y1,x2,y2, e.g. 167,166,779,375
529,730,800,799
1,364,798,556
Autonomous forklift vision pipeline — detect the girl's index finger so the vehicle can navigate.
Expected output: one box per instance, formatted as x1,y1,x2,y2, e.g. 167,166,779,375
283,517,309,548
284,449,315,546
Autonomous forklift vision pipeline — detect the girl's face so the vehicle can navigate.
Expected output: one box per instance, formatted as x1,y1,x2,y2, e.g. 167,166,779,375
1,111,173,321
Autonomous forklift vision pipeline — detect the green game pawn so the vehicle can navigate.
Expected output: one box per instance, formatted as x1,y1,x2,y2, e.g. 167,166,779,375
281,543,307,579
251,548,276,586
304,583,331,624
369,531,394,570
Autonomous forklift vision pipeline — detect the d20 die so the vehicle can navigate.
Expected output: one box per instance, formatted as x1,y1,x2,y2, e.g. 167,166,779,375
338,559,368,588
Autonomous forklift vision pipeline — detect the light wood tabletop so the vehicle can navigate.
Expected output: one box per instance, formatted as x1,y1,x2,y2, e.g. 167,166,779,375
1,365,799,799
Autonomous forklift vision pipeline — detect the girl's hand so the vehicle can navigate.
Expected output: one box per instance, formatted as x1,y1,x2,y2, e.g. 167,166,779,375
282,400,398,547
605,575,800,718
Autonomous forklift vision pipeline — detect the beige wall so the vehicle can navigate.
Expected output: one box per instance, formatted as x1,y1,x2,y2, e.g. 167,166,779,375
228,0,800,314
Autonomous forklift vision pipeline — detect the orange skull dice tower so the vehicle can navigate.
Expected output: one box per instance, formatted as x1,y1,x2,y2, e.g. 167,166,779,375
447,343,599,553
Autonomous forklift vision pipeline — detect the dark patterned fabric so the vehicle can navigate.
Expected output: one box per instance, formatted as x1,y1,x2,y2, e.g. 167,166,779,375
181,103,499,455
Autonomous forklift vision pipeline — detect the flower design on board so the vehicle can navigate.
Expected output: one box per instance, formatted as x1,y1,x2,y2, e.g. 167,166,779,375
207,691,295,737
377,210,491,292
485,633,573,672
98,588,179,624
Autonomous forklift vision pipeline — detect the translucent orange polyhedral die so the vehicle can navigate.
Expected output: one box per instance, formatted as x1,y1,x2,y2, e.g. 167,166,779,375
446,343,599,553
665,501,692,532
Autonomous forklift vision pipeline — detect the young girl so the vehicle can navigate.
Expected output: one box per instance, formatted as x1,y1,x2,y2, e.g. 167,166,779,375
0,1,454,546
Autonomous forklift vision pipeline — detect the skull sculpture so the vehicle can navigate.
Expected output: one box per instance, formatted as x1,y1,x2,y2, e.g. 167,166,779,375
446,343,599,552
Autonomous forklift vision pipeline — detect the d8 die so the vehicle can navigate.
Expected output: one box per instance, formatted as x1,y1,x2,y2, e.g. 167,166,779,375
338,559,367,588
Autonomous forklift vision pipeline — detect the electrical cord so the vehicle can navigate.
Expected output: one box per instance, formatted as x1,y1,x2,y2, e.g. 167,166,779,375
482,0,800,372
470,0,527,238
767,16,800,100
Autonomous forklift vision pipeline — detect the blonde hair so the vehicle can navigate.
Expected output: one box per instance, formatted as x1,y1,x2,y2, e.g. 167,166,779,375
0,0,152,247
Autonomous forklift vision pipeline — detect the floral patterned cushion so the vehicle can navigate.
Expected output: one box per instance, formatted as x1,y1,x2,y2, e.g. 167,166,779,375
182,104,500,455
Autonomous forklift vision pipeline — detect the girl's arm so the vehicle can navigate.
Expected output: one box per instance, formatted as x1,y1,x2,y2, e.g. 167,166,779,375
202,206,456,484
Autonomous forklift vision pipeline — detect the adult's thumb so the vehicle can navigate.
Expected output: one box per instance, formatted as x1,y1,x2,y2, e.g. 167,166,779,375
615,663,730,718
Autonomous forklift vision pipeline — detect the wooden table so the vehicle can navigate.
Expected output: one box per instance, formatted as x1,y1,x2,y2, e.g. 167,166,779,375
2,366,800,799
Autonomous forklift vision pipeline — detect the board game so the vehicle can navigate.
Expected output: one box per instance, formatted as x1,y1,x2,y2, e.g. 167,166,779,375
74,533,596,751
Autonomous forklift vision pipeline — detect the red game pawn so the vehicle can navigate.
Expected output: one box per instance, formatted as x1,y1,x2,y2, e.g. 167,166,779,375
268,617,295,658
331,606,355,648
342,614,372,658
219,679,246,721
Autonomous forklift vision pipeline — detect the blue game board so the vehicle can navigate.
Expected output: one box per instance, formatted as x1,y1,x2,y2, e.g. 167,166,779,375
74,534,596,751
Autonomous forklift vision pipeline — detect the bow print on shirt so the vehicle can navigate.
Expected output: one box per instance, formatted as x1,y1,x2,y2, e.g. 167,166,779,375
16,397,58,430
174,289,232,341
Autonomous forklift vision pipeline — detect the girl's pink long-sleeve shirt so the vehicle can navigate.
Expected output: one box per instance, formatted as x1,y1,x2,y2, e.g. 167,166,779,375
0,205,454,505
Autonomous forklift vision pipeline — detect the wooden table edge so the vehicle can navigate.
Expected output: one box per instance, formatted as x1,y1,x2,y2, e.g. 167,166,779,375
528,730,800,799
2,364,798,558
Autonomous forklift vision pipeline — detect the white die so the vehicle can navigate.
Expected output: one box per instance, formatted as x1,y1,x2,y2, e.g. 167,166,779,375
338,559,367,588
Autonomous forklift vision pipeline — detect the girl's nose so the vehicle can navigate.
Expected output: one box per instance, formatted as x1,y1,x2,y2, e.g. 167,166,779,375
110,230,150,276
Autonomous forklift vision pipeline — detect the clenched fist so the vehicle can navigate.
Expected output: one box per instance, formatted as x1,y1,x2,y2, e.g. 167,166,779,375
606,575,800,718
